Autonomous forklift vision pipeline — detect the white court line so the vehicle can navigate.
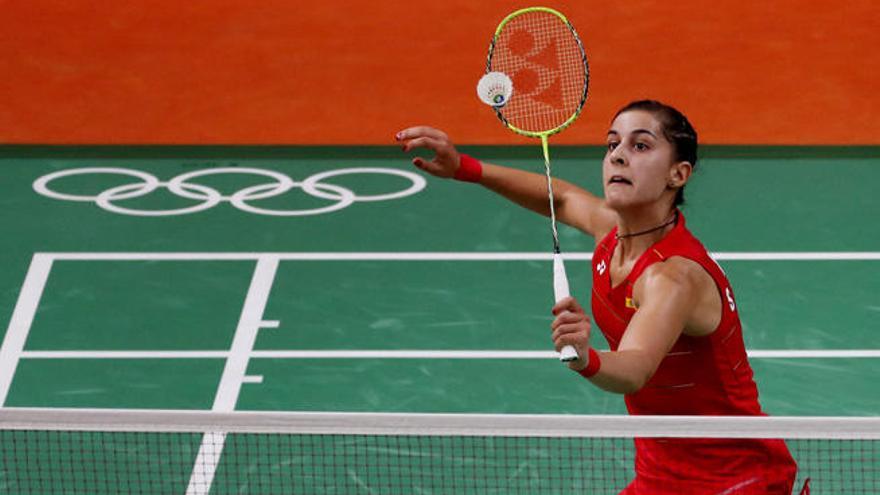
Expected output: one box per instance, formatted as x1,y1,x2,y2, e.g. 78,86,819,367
210,257,279,410
20,351,231,359
185,256,279,495
0,255,53,406
39,251,880,261
18,350,880,359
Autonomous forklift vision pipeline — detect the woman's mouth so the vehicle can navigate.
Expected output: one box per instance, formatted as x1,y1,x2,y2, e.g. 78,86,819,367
608,175,632,185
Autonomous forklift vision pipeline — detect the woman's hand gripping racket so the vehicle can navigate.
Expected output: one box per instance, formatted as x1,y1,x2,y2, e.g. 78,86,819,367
477,7,589,362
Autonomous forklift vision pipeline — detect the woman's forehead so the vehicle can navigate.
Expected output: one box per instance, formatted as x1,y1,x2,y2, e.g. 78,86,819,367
608,110,663,135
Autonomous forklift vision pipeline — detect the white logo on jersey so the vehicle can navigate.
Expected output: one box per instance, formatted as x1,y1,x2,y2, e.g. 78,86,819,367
725,287,736,312
597,260,607,275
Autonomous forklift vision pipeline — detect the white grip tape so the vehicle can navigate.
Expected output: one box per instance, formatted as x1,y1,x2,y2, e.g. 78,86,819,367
552,253,570,302
553,253,579,362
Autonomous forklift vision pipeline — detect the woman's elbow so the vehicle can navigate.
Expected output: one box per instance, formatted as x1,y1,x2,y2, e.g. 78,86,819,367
591,353,655,394
619,376,647,395
616,368,653,395
598,374,648,395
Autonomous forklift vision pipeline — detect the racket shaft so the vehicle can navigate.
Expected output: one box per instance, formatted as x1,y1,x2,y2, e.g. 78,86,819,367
553,253,579,362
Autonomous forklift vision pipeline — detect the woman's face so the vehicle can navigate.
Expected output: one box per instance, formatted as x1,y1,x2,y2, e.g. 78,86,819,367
603,110,683,211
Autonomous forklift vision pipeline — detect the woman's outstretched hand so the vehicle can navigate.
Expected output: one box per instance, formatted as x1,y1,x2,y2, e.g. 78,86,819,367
396,126,461,179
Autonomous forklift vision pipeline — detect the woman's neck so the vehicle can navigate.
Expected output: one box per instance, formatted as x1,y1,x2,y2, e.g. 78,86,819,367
614,206,678,262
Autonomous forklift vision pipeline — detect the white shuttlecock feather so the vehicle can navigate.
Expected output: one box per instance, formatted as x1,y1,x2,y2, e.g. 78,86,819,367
477,71,513,108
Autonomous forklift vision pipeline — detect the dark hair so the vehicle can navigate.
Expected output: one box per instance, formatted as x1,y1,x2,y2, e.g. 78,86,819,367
613,100,698,206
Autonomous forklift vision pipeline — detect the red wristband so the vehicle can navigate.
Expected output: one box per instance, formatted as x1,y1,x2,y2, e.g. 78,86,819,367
578,348,601,378
454,153,483,183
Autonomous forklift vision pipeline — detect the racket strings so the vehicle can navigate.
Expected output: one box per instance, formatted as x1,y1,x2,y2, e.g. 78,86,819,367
490,11,587,134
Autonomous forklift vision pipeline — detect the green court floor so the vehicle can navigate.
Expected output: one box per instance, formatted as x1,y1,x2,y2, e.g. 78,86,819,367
0,145,878,416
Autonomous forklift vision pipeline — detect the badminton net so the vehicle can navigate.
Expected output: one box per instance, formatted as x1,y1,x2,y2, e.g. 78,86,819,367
0,407,877,494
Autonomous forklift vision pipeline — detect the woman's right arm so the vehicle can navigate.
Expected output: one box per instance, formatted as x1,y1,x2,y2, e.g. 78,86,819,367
396,126,616,239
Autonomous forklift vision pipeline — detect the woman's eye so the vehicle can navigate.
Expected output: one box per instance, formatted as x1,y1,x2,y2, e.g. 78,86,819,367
634,142,649,151
607,142,619,151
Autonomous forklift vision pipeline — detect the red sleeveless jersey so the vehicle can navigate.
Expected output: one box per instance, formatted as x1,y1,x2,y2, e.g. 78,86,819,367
590,212,798,494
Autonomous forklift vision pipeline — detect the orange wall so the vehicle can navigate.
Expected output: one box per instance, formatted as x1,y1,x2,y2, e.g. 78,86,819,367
1,1,877,145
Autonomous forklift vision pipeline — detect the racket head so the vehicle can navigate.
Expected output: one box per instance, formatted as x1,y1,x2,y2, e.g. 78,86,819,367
486,7,589,139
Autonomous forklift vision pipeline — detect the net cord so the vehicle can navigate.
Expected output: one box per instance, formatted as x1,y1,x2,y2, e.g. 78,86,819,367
1,407,879,440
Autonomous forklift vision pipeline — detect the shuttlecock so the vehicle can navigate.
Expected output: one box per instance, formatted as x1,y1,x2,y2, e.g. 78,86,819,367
477,71,513,108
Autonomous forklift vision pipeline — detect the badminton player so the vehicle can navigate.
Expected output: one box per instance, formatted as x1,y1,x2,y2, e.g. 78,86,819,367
397,100,803,494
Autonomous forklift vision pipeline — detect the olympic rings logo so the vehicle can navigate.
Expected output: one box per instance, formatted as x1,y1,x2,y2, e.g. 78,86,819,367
32,167,426,216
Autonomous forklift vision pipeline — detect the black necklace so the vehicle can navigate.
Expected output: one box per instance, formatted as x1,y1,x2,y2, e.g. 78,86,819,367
615,211,679,240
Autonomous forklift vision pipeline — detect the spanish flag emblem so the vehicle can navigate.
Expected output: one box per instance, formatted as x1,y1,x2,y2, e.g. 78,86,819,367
625,297,637,309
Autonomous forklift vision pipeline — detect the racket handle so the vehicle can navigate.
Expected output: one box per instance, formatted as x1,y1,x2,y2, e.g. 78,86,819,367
559,346,579,362
553,253,579,362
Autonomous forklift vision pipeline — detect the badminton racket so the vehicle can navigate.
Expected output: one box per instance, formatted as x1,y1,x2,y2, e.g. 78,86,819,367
477,7,589,362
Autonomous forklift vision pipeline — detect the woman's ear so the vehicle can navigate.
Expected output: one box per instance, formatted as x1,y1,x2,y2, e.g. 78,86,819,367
668,161,693,188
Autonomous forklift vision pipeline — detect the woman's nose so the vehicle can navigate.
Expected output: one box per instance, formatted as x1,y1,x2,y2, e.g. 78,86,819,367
609,148,626,165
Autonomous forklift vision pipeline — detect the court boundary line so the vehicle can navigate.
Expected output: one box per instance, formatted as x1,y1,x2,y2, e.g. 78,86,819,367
17,350,880,359
0,254,53,406
40,251,880,261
